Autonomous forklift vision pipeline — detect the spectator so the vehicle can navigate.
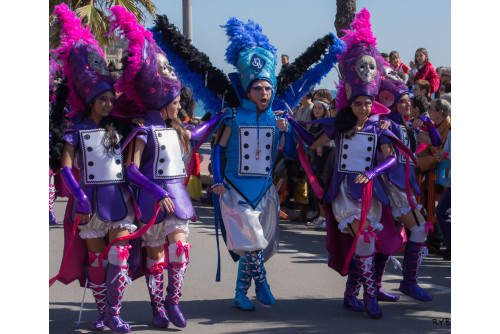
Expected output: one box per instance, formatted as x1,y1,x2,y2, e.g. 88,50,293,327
389,50,409,78
293,91,314,125
407,48,440,93
412,79,431,101
381,52,390,63
410,95,430,119
440,92,451,104
281,54,290,71
439,80,451,94
440,67,451,83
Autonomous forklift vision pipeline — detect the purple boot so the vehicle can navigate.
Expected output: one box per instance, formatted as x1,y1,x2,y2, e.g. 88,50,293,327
399,240,433,301
343,257,364,312
104,263,132,333
146,262,170,328
87,264,107,330
374,253,400,302
357,254,383,319
165,261,188,328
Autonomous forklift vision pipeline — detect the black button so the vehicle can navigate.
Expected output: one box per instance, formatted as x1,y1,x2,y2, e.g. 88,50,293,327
244,166,249,171
342,154,347,159
365,167,370,171
161,145,166,150
368,137,373,141
88,161,94,167
114,144,120,150
160,158,165,163
116,173,122,178
266,156,270,160
266,167,270,172
87,147,93,152
367,147,372,151
266,132,271,137
341,164,346,169
244,154,249,159
158,132,162,137
244,131,249,136
244,143,249,148
266,144,271,149
158,169,164,174
343,144,348,149
89,174,95,179
366,157,371,161
116,159,121,165
84,134,90,140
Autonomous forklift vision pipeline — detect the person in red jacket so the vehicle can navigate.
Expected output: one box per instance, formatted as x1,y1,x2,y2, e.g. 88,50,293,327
407,48,440,93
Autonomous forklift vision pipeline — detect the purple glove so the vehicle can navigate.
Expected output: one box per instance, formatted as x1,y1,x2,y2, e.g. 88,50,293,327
285,113,314,146
59,166,91,215
189,111,230,142
126,163,170,201
418,116,443,146
211,144,229,189
363,156,397,179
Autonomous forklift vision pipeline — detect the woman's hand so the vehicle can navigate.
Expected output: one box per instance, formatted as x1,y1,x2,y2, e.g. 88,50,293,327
274,110,285,117
76,213,91,224
276,118,287,132
159,197,175,213
412,117,424,129
131,117,145,127
379,120,391,130
409,61,416,71
355,173,371,184
212,184,226,195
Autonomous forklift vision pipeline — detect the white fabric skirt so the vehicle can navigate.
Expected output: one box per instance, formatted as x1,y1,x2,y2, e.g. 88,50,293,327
380,174,422,218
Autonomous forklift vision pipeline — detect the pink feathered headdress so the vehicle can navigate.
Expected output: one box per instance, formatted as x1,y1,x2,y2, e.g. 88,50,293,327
335,8,389,114
52,3,115,117
109,6,181,117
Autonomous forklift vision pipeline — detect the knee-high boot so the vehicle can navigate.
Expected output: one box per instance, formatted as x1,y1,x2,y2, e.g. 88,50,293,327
399,240,433,301
246,251,276,307
355,253,382,319
374,253,400,302
165,242,191,328
233,257,255,311
104,263,132,333
145,262,169,328
343,257,364,312
86,263,107,330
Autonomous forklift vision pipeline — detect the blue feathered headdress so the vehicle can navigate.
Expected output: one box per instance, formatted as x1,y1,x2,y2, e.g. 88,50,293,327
222,18,277,92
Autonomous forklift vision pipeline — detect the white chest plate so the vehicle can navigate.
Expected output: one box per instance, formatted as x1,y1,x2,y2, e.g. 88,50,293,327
153,128,186,179
398,126,416,166
238,126,275,176
338,132,377,174
80,129,124,184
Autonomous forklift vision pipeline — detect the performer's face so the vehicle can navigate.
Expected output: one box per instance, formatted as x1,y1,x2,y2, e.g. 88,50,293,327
160,95,181,121
395,94,411,118
247,80,273,112
350,95,372,123
91,91,115,119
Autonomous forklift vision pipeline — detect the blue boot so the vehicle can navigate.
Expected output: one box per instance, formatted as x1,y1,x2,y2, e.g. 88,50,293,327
232,257,255,311
246,251,276,307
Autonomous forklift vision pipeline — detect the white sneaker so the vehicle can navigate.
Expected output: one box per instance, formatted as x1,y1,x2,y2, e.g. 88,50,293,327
317,217,327,229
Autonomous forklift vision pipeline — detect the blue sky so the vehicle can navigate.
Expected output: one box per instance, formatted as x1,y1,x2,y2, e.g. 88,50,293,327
143,0,451,91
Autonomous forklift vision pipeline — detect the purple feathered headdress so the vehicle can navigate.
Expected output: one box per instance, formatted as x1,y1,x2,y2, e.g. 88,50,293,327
109,6,181,117
377,65,409,109
52,3,115,118
335,8,388,114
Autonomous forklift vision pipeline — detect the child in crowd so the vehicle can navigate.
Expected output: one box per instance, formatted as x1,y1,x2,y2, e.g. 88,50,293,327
412,79,431,101
407,48,440,93
389,51,409,79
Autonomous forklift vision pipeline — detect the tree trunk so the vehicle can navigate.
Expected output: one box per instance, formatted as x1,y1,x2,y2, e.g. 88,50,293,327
335,0,356,38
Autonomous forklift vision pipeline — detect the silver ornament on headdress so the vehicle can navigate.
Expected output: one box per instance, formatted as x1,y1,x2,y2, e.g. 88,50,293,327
87,52,110,76
157,53,178,81
355,55,377,82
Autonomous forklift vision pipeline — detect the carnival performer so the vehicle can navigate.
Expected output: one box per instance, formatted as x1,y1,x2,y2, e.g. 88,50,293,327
49,4,138,333
210,18,297,311
49,56,60,225
107,6,227,328
375,66,442,302
306,8,416,320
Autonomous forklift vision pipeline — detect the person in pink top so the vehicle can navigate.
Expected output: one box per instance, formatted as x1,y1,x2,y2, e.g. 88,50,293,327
407,48,440,93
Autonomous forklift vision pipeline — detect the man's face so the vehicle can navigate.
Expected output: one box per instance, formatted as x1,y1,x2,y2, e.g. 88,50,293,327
247,80,274,112
281,55,289,65
429,101,442,123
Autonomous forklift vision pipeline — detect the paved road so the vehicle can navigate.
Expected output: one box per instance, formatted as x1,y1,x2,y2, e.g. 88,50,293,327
50,196,451,333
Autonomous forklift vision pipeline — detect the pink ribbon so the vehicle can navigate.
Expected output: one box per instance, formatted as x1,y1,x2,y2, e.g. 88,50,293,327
175,241,192,259
425,221,435,235
49,214,80,287
116,245,132,263
150,261,168,275
297,137,324,199
361,225,378,243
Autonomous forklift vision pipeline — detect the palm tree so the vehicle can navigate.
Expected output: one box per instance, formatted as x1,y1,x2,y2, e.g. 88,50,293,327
49,0,157,49
334,0,356,38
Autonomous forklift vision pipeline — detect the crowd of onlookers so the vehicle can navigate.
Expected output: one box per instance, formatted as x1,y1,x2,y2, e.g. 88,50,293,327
277,48,451,261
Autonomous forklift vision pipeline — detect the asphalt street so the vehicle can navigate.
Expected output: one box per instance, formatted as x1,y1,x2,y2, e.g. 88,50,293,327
49,196,451,334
